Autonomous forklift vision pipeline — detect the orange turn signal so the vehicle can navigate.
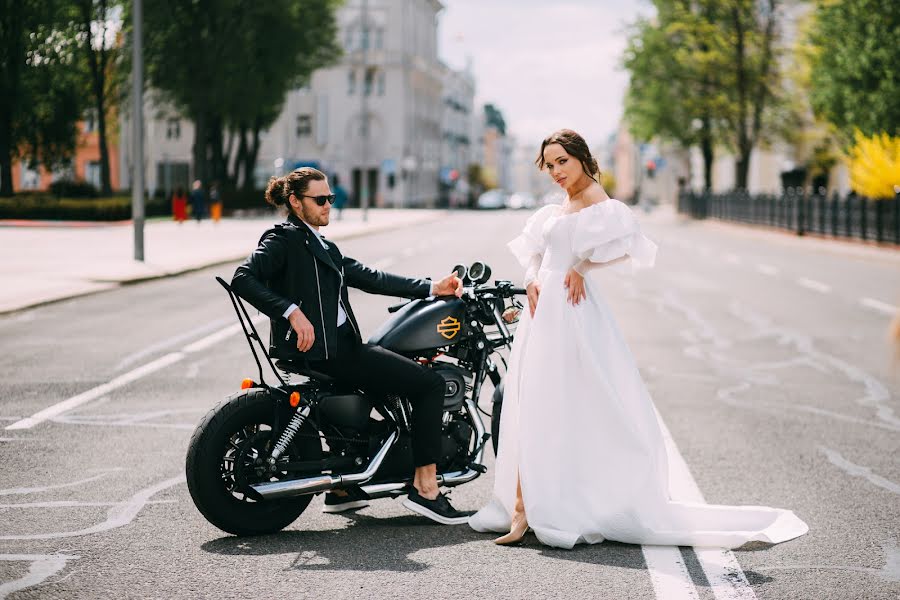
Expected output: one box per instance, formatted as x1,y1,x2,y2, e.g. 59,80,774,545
289,391,301,407
241,378,254,390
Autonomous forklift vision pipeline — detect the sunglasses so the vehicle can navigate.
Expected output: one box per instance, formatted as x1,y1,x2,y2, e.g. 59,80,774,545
300,194,336,206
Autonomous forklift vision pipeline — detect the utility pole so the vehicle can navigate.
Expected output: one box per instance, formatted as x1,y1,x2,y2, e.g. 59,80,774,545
360,0,369,222
131,0,145,260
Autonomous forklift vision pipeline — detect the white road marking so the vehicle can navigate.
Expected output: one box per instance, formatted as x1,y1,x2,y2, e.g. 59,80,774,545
5,352,185,430
819,446,900,495
655,410,758,600
0,499,176,509
6,315,265,430
0,470,122,496
114,316,233,370
0,554,79,600
0,475,183,540
756,264,779,276
859,297,898,316
642,546,700,600
797,277,831,294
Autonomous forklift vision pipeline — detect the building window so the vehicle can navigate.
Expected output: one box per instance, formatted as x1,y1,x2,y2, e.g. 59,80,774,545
296,115,312,137
83,109,98,133
375,28,384,50
166,119,181,140
364,67,375,96
85,161,101,188
19,161,40,189
377,71,385,96
348,69,356,95
344,27,354,51
361,26,370,50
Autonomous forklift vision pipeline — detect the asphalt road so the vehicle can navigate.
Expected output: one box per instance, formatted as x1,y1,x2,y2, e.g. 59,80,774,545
1,207,898,599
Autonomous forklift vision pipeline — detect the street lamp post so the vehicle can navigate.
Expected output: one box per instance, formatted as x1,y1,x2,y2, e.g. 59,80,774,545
131,0,145,261
360,0,369,222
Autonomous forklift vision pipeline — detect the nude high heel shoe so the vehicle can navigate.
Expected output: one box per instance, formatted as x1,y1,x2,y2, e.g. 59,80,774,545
494,477,528,545
494,512,529,545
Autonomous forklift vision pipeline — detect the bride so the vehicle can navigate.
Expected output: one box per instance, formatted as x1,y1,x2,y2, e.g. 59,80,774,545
469,129,809,549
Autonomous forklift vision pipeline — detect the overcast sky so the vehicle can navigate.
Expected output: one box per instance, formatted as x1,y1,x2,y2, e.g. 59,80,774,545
438,0,655,150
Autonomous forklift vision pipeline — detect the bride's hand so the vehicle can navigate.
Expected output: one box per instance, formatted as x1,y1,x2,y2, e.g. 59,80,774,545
526,281,541,317
564,268,586,305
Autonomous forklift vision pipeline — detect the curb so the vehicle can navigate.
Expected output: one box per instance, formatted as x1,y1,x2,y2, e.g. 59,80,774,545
1,211,447,316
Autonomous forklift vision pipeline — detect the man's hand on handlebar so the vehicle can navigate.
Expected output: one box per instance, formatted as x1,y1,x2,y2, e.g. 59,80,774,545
432,273,464,297
288,308,316,352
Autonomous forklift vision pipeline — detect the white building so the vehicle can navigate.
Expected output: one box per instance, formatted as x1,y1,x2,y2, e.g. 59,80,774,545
122,0,477,208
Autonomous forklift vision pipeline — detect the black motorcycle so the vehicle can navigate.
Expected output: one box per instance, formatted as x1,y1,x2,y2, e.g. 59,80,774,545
185,262,525,536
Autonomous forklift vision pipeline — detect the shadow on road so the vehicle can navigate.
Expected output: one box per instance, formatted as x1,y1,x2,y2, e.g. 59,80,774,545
200,513,484,572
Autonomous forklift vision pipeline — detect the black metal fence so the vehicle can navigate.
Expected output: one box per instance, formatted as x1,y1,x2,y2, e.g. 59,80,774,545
678,189,900,244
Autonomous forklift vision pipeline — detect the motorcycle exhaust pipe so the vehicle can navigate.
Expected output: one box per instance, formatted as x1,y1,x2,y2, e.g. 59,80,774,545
250,431,398,500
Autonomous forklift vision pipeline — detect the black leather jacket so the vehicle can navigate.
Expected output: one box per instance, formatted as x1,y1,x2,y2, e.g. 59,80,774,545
231,214,432,361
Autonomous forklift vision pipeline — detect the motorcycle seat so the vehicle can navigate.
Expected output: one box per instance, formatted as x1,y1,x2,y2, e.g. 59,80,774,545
275,360,337,384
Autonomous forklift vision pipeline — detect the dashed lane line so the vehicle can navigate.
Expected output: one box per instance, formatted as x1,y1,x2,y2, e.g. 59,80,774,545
797,277,832,294
5,315,266,430
859,297,898,317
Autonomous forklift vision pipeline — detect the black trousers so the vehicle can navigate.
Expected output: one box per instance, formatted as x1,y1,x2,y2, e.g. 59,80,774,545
310,323,444,468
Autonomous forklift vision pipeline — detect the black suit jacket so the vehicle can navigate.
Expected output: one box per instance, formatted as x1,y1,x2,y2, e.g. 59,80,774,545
231,214,432,361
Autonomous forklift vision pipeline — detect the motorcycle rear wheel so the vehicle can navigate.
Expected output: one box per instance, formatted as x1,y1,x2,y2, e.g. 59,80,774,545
185,388,323,536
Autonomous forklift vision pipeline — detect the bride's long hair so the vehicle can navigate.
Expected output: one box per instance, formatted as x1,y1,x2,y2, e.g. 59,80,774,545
536,129,601,183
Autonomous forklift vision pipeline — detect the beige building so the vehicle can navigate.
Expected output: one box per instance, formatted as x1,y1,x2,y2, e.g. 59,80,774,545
122,0,477,207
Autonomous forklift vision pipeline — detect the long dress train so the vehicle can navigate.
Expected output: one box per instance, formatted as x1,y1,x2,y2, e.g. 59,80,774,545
469,200,809,549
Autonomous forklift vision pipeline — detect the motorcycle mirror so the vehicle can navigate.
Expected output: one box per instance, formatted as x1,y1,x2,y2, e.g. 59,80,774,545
469,261,492,285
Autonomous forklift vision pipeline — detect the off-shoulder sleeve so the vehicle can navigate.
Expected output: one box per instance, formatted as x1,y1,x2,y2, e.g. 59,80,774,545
572,200,657,269
507,204,560,268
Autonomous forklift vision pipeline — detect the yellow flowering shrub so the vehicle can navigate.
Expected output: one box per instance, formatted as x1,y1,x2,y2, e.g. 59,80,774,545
847,131,900,200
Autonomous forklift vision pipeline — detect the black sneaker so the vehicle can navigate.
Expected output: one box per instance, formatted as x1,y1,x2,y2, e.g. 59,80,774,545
402,488,472,525
323,486,370,513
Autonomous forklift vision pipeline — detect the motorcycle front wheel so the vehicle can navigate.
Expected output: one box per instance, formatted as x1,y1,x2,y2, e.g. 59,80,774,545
185,388,323,536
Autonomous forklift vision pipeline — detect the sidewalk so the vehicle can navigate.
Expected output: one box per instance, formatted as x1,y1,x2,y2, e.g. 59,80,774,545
0,208,445,314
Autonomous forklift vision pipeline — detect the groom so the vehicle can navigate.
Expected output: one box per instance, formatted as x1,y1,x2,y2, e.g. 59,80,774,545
232,167,469,524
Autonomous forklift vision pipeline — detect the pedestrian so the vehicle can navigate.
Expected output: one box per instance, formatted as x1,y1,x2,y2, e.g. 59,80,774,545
332,175,348,220
209,181,222,223
171,186,188,223
189,180,207,223
231,167,469,524
470,128,809,549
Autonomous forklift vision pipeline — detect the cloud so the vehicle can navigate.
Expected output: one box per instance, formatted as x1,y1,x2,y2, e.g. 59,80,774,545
439,1,653,149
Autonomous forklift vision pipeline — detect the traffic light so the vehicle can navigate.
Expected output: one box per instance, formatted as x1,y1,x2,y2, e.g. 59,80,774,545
645,160,656,179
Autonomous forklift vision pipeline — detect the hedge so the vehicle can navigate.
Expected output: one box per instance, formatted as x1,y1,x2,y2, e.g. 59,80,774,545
0,194,170,221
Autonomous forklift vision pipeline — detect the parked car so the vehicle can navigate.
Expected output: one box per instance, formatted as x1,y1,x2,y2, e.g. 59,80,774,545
476,189,508,209
506,192,537,210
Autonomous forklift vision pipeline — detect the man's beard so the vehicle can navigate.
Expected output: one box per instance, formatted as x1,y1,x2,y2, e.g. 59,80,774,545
300,206,328,227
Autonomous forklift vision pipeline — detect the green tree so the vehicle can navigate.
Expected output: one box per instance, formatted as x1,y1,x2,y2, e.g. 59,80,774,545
71,0,123,196
485,104,506,136
807,0,900,138
0,0,85,196
135,0,341,190
623,0,789,191
623,1,728,190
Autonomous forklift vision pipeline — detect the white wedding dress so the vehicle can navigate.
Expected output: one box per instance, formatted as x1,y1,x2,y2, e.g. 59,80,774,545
469,200,809,549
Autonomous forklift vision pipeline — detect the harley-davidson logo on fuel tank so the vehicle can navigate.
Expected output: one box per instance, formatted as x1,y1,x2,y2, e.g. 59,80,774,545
437,316,461,340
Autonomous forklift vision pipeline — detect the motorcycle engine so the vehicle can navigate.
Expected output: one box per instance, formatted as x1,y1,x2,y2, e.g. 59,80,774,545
432,362,469,412
438,418,474,472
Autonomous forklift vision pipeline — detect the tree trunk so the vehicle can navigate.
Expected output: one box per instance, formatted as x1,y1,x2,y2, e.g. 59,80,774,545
192,112,207,185
233,124,248,189
700,115,713,191
0,147,13,197
96,93,112,195
208,113,225,186
735,151,750,191
241,119,262,192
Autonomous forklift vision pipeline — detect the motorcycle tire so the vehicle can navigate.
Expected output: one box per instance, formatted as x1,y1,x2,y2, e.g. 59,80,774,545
185,388,323,536
491,381,504,456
